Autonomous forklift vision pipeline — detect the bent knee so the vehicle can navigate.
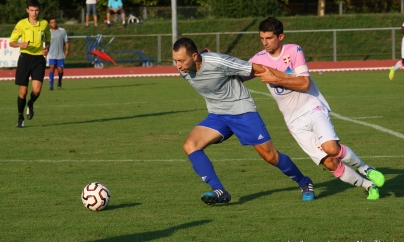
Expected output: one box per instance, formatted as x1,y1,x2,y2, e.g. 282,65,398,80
182,140,199,155
322,156,339,171
262,152,278,165
321,142,340,157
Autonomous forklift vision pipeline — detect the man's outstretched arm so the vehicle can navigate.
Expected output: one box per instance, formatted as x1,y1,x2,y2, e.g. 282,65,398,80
252,63,310,92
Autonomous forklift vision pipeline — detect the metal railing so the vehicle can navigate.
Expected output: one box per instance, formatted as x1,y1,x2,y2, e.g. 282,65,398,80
74,27,402,66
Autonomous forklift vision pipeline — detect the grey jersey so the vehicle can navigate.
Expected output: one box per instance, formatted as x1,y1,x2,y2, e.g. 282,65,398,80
179,52,256,115
48,27,68,59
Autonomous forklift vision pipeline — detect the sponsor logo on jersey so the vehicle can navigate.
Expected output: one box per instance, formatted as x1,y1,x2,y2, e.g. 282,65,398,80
284,66,295,75
270,85,293,95
269,67,295,95
283,54,291,64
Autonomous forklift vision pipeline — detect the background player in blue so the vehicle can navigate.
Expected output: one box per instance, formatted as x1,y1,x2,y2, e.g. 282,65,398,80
48,18,69,90
172,37,314,205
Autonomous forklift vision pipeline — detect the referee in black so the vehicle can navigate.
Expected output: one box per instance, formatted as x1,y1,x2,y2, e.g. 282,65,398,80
9,0,50,128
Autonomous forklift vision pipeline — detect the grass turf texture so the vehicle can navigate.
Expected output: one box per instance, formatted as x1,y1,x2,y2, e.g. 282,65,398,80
0,72,403,241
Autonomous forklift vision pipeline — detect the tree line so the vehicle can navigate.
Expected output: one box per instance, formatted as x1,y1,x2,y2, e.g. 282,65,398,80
0,0,400,24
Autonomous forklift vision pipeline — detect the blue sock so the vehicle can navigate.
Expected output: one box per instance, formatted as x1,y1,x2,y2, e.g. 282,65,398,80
49,72,54,88
58,73,63,85
188,150,225,191
276,152,311,186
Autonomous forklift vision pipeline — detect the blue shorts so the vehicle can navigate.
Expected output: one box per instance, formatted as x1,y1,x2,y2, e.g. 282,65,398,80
86,4,97,15
48,59,65,68
197,112,271,146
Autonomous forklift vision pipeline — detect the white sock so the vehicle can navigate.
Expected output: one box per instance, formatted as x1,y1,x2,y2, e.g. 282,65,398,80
332,161,373,190
338,144,370,176
336,164,362,186
394,60,403,71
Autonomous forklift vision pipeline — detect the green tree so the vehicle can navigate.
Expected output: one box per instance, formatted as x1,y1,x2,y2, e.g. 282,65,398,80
0,0,59,24
207,0,285,18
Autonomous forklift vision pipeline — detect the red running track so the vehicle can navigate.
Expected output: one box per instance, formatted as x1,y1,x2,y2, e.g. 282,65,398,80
0,59,396,81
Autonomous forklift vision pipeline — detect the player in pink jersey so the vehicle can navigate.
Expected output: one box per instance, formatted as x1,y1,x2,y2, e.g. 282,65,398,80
243,17,385,200
389,22,404,80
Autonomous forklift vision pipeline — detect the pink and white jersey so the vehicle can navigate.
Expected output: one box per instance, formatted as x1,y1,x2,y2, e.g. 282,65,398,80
247,44,330,125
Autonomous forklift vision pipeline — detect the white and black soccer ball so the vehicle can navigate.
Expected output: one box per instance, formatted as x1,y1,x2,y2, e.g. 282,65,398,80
81,182,110,211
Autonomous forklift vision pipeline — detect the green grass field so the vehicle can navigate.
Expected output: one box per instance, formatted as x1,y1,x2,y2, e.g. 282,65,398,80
0,71,403,241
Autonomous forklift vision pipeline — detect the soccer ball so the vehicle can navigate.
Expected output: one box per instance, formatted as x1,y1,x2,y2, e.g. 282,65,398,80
81,182,110,211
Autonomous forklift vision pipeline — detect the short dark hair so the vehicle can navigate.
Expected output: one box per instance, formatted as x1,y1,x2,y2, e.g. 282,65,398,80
258,17,283,36
173,38,198,56
26,0,40,8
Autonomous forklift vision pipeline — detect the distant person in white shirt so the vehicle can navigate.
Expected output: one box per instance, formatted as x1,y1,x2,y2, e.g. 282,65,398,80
85,0,99,27
48,18,69,90
389,22,404,80
244,17,385,200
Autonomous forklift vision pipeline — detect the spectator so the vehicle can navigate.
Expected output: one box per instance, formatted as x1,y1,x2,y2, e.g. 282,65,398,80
85,0,99,27
106,0,126,28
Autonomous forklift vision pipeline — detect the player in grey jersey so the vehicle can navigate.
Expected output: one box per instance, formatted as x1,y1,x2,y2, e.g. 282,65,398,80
173,37,315,205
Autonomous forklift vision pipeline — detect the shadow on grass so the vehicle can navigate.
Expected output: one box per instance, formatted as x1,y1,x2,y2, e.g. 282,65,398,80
230,186,297,205
105,202,141,211
67,83,156,90
313,167,403,199
38,109,202,127
89,219,212,242
228,167,402,204
374,167,403,198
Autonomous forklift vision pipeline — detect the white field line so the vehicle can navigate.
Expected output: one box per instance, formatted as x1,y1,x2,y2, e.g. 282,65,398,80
0,66,391,81
349,116,382,119
0,73,181,81
0,155,403,162
0,100,203,110
250,89,404,139
310,67,391,72
330,112,404,139
249,89,275,99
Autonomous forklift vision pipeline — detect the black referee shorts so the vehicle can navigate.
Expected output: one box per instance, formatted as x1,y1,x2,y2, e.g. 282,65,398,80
15,53,46,86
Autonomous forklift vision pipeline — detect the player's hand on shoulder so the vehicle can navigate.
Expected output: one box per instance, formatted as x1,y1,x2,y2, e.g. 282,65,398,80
199,48,211,54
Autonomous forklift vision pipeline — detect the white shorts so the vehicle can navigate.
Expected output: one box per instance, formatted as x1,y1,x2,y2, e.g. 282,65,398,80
401,36,404,59
287,106,339,165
